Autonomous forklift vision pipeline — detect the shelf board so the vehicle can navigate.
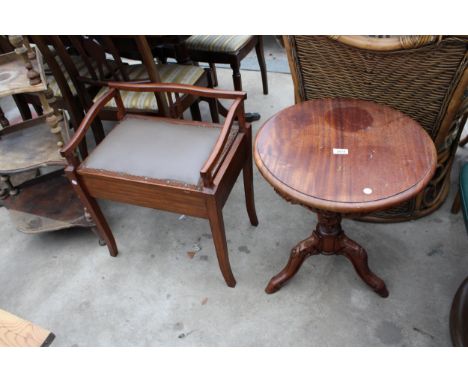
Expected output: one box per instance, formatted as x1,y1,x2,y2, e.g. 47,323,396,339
2,171,94,233
0,47,47,97
0,115,66,174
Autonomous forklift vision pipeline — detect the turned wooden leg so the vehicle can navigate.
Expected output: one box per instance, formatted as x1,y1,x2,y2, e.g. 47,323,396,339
255,36,268,95
228,60,261,122
338,234,389,297
266,233,320,294
207,198,236,287
209,62,218,87
65,168,118,257
230,60,242,91
243,127,259,227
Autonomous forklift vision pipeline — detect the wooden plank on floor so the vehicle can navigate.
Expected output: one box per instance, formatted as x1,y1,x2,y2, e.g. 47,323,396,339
0,309,55,347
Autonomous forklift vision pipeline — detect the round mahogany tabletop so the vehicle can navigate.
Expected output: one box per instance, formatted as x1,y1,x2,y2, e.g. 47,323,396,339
254,98,437,214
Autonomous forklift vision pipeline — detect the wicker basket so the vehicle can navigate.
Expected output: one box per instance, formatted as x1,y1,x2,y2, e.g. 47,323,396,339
285,35,468,222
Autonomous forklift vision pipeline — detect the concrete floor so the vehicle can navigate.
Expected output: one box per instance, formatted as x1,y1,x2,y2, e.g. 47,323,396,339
1,42,468,346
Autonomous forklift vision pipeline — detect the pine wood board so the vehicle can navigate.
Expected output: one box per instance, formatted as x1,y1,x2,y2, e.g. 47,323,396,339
0,309,54,347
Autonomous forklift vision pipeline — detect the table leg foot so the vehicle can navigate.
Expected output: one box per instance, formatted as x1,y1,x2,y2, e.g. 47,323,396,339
265,234,319,294
266,210,389,297
245,112,261,122
339,234,389,298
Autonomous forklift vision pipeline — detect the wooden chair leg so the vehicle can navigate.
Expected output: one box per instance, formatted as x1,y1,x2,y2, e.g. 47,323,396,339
452,189,461,214
207,198,236,287
209,62,218,87
230,60,242,91
65,168,118,257
85,196,118,257
255,36,269,95
207,98,220,123
230,60,261,122
12,94,32,120
202,68,220,123
243,129,259,226
190,101,202,121
31,102,43,116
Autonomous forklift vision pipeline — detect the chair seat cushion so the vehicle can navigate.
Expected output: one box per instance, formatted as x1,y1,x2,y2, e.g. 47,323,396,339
93,63,205,111
80,115,220,186
460,163,468,233
186,35,253,53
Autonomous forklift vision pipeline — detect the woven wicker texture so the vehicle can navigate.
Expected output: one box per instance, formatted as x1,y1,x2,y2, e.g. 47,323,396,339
286,35,468,221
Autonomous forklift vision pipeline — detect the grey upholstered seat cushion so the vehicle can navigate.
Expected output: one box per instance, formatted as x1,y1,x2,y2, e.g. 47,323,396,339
81,116,221,186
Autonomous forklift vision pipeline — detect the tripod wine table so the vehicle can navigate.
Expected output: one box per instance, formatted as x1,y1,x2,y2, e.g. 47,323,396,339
254,99,437,297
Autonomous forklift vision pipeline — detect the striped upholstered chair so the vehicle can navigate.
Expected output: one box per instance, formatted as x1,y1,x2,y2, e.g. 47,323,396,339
92,58,209,120
44,36,217,123
186,35,268,95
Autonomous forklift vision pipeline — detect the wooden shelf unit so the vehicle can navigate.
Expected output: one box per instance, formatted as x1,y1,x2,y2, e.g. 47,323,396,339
0,36,93,236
